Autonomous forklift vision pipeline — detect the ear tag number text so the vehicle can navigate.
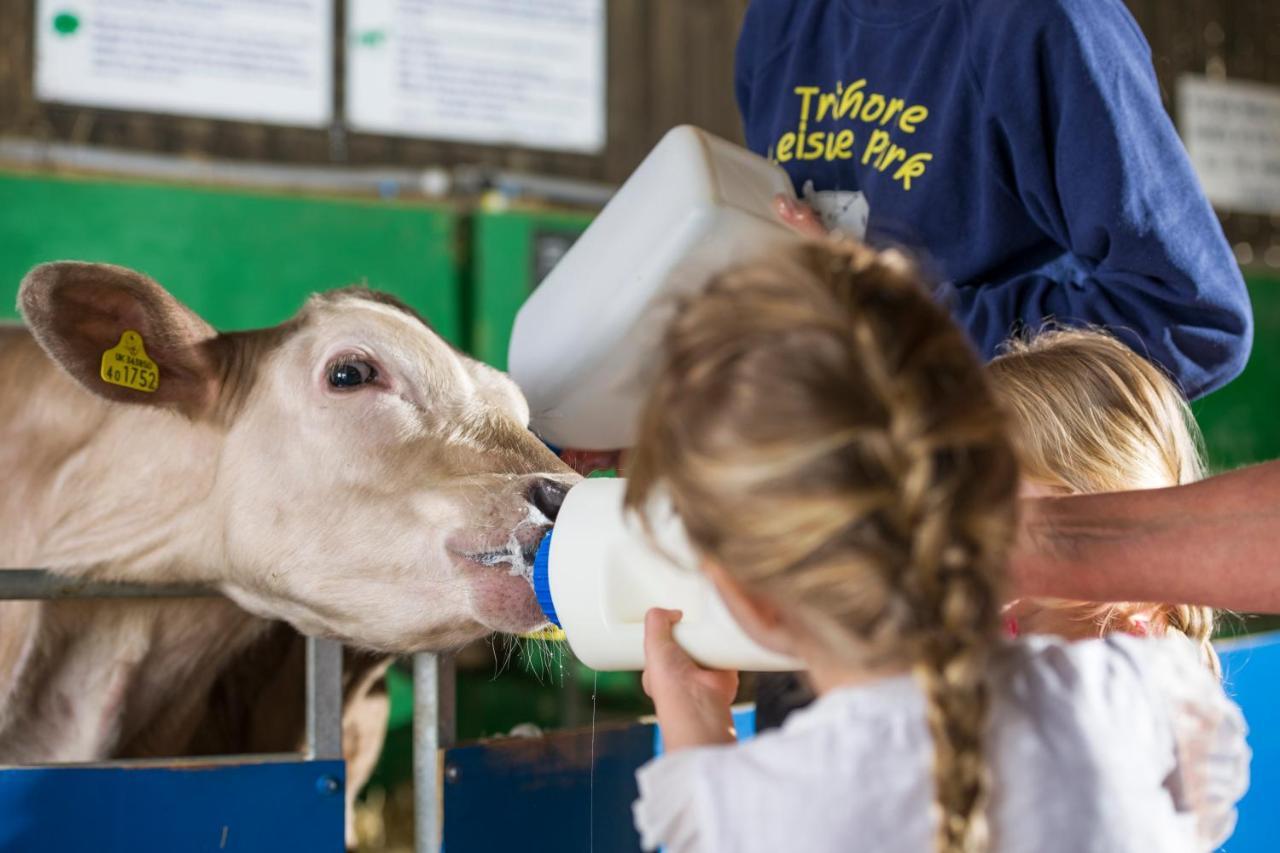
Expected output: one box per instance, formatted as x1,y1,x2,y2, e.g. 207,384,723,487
100,330,159,393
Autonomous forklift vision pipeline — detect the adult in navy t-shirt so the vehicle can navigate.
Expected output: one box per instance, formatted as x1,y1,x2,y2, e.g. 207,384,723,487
736,0,1252,399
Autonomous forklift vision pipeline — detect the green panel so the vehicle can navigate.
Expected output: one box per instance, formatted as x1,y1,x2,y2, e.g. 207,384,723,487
0,171,465,344
1194,274,1280,473
470,208,594,369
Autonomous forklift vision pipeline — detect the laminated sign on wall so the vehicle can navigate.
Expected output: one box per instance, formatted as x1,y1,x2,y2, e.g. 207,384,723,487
34,0,333,127
1178,74,1280,216
346,0,606,153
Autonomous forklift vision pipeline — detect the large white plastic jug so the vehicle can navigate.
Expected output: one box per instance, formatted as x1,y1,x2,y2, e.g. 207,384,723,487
533,478,803,672
509,125,802,451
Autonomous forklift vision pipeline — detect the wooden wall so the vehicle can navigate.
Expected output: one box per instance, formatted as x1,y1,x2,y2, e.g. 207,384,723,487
1124,0,1280,257
0,0,1275,245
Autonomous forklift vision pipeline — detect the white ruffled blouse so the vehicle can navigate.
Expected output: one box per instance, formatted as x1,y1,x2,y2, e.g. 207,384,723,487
633,635,1249,853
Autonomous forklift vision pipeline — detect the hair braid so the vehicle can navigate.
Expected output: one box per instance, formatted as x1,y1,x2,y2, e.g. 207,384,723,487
831,247,1005,852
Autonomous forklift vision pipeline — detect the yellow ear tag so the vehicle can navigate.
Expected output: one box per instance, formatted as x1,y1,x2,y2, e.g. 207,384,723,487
520,627,566,642
100,330,159,393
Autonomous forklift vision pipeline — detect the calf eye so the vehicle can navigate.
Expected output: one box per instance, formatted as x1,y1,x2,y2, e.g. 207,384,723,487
328,359,378,389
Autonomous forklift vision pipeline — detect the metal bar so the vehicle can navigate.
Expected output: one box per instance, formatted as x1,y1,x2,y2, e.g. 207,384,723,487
0,569,214,600
454,166,614,208
0,138,451,199
1,752,305,771
305,637,344,761
493,171,614,208
0,138,619,208
413,652,456,853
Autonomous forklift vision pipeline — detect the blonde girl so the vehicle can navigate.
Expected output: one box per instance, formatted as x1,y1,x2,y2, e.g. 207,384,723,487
989,330,1218,672
626,242,1247,853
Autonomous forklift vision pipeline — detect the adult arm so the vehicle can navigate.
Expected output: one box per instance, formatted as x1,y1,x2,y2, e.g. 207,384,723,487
959,0,1252,399
1012,460,1280,613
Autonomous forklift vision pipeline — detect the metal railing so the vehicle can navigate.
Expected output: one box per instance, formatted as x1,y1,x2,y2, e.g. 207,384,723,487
0,569,452,853
0,138,617,209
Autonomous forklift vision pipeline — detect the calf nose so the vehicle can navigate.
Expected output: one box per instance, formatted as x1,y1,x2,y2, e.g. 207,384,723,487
527,478,569,522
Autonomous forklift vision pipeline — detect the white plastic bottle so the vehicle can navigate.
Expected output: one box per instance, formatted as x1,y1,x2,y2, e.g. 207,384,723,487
509,125,803,451
533,478,803,672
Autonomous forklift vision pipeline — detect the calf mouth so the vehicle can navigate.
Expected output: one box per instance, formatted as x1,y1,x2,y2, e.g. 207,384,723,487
447,521,550,584
446,522,552,634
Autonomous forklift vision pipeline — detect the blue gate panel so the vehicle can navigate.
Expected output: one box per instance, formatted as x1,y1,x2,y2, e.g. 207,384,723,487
0,759,345,853
1218,634,1280,853
443,723,654,852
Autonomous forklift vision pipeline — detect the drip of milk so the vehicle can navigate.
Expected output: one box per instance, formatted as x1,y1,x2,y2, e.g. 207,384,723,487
589,669,598,853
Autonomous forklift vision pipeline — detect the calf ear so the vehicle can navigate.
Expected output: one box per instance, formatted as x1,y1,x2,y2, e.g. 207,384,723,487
19,262,224,418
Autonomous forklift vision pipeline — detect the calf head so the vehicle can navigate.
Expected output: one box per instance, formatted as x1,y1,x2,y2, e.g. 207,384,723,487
19,262,576,651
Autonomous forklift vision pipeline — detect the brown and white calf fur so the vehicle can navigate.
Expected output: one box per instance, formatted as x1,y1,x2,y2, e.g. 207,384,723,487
0,262,576,840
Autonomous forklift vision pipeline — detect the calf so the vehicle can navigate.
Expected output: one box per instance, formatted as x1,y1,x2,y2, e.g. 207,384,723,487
0,262,574,840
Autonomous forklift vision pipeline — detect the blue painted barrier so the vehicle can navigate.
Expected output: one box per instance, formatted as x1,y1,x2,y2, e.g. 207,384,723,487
0,759,345,853
1218,633,1280,852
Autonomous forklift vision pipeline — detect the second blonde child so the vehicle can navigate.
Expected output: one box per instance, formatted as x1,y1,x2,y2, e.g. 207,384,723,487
989,330,1217,672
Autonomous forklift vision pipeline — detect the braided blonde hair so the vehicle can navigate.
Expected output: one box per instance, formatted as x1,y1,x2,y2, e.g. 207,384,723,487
988,328,1219,675
627,241,1019,853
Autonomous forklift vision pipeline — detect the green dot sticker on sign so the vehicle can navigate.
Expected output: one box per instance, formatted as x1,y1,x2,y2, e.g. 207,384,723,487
53,12,80,35
100,330,159,393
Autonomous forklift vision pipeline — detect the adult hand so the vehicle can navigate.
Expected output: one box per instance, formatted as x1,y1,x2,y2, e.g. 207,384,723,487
773,194,827,238
642,608,739,752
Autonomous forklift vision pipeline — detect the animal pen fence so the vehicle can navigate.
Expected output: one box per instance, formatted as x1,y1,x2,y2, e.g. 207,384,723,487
0,569,454,853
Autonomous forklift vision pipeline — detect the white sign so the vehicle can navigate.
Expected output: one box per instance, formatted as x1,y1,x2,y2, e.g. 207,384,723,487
34,0,333,127
346,0,605,153
1178,74,1280,216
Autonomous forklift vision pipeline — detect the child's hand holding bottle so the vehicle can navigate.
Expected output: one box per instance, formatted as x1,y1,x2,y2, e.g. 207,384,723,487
642,608,739,752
